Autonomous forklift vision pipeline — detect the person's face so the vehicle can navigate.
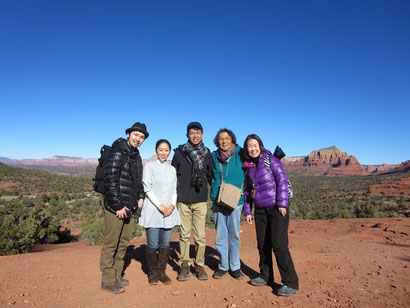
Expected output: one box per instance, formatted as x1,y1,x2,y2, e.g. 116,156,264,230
247,138,261,159
218,131,233,151
127,131,146,148
156,142,171,162
187,128,204,146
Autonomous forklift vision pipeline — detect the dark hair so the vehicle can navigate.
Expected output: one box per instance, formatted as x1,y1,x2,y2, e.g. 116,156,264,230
213,128,237,148
155,139,171,151
243,134,266,160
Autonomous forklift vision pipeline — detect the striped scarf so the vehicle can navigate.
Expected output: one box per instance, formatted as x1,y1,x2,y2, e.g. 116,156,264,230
183,141,209,172
218,144,236,163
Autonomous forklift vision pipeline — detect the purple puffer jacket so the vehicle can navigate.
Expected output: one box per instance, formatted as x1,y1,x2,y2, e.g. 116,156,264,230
243,150,289,216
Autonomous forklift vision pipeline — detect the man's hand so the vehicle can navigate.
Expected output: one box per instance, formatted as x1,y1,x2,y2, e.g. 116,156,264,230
246,215,253,225
116,207,130,219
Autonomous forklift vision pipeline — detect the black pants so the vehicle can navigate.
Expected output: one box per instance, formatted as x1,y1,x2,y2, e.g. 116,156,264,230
254,206,299,289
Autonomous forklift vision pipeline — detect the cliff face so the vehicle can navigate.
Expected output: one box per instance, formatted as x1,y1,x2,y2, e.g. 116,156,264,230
365,163,396,174
282,146,368,176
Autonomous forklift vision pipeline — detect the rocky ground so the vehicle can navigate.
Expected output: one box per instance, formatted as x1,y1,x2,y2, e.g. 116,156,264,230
0,218,409,308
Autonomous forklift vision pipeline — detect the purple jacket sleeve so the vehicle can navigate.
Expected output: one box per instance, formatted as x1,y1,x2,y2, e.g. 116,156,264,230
270,155,289,208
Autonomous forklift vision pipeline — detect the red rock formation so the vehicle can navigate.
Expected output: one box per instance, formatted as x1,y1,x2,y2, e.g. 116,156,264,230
365,163,396,174
9,156,98,167
391,160,410,173
282,146,368,176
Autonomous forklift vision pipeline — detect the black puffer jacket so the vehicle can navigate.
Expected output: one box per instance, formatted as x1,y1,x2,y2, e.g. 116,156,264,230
103,138,144,214
171,144,212,204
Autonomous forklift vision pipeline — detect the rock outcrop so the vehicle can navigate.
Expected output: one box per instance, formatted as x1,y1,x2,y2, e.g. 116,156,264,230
365,163,396,174
282,146,368,176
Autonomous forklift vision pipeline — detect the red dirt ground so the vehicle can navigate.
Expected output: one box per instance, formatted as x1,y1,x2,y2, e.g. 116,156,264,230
0,218,409,308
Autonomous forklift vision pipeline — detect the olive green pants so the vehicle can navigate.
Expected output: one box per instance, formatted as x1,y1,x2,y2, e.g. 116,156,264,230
177,201,207,267
100,210,134,286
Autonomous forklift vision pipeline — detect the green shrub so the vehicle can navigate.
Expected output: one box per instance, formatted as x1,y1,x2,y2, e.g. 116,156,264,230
81,219,105,246
355,201,379,218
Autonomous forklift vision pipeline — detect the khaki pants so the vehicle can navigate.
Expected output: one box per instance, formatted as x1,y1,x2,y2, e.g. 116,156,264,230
100,210,134,286
177,201,207,267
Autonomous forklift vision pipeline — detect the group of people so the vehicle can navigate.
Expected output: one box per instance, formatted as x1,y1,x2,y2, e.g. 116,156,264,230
99,121,299,297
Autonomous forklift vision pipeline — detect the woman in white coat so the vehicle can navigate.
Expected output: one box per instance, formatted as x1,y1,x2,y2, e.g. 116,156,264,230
138,139,180,285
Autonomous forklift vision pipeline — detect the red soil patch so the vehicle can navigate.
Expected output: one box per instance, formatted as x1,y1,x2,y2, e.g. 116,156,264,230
0,218,409,307
366,177,410,197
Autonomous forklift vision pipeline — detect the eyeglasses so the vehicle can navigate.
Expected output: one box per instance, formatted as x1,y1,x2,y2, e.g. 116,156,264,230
218,137,231,142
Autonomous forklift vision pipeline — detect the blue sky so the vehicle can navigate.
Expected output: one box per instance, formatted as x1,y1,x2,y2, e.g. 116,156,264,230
0,0,409,165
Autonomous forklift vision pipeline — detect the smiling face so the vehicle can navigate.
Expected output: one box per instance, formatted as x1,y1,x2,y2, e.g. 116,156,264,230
127,130,146,148
217,131,233,151
156,142,171,162
187,128,204,146
246,138,261,159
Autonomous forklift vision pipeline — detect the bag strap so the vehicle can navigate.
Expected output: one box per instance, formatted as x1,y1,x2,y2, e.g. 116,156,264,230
263,155,273,174
218,161,244,191
218,162,228,184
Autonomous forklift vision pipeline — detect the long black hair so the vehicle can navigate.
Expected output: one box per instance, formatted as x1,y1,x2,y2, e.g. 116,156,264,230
243,134,266,161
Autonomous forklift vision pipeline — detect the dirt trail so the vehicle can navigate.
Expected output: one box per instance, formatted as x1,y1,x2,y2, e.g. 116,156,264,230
1,218,409,308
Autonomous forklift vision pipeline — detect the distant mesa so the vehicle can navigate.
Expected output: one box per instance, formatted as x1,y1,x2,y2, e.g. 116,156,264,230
282,146,403,176
5,156,99,167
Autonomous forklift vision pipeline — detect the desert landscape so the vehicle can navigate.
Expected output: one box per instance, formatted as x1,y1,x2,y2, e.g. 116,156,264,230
0,217,409,308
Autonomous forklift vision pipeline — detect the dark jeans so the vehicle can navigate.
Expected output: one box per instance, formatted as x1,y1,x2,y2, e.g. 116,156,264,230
254,206,299,289
146,228,173,254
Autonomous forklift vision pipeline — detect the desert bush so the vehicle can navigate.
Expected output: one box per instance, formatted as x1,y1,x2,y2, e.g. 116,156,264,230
0,199,62,255
81,219,105,246
354,201,379,218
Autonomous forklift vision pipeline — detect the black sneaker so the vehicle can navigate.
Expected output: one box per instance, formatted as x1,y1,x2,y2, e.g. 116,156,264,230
230,269,244,280
213,270,228,279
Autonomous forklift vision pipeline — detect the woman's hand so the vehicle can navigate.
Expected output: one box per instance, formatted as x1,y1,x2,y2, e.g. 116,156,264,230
246,215,253,224
158,205,168,215
164,204,175,217
278,207,287,216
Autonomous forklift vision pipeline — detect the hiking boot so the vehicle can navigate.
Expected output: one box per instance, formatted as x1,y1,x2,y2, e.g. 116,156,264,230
230,269,244,280
194,264,208,281
146,251,158,285
213,269,228,279
177,261,191,282
116,276,129,287
277,285,300,297
250,276,267,286
101,282,125,294
157,249,172,285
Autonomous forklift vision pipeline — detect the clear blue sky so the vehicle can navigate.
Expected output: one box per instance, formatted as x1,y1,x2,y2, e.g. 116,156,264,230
1,1,409,165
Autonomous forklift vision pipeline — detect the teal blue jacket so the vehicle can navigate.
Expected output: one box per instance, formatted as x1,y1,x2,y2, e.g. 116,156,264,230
210,145,245,204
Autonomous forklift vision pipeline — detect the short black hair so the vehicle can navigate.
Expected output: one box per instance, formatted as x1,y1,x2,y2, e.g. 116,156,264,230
243,134,266,160
155,139,171,151
213,128,237,148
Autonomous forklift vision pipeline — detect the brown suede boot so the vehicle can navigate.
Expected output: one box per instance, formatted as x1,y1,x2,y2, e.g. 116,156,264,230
146,251,158,285
177,260,191,282
101,281,125,294
157,249,172,285
116,275,129,287
194,264,208,281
